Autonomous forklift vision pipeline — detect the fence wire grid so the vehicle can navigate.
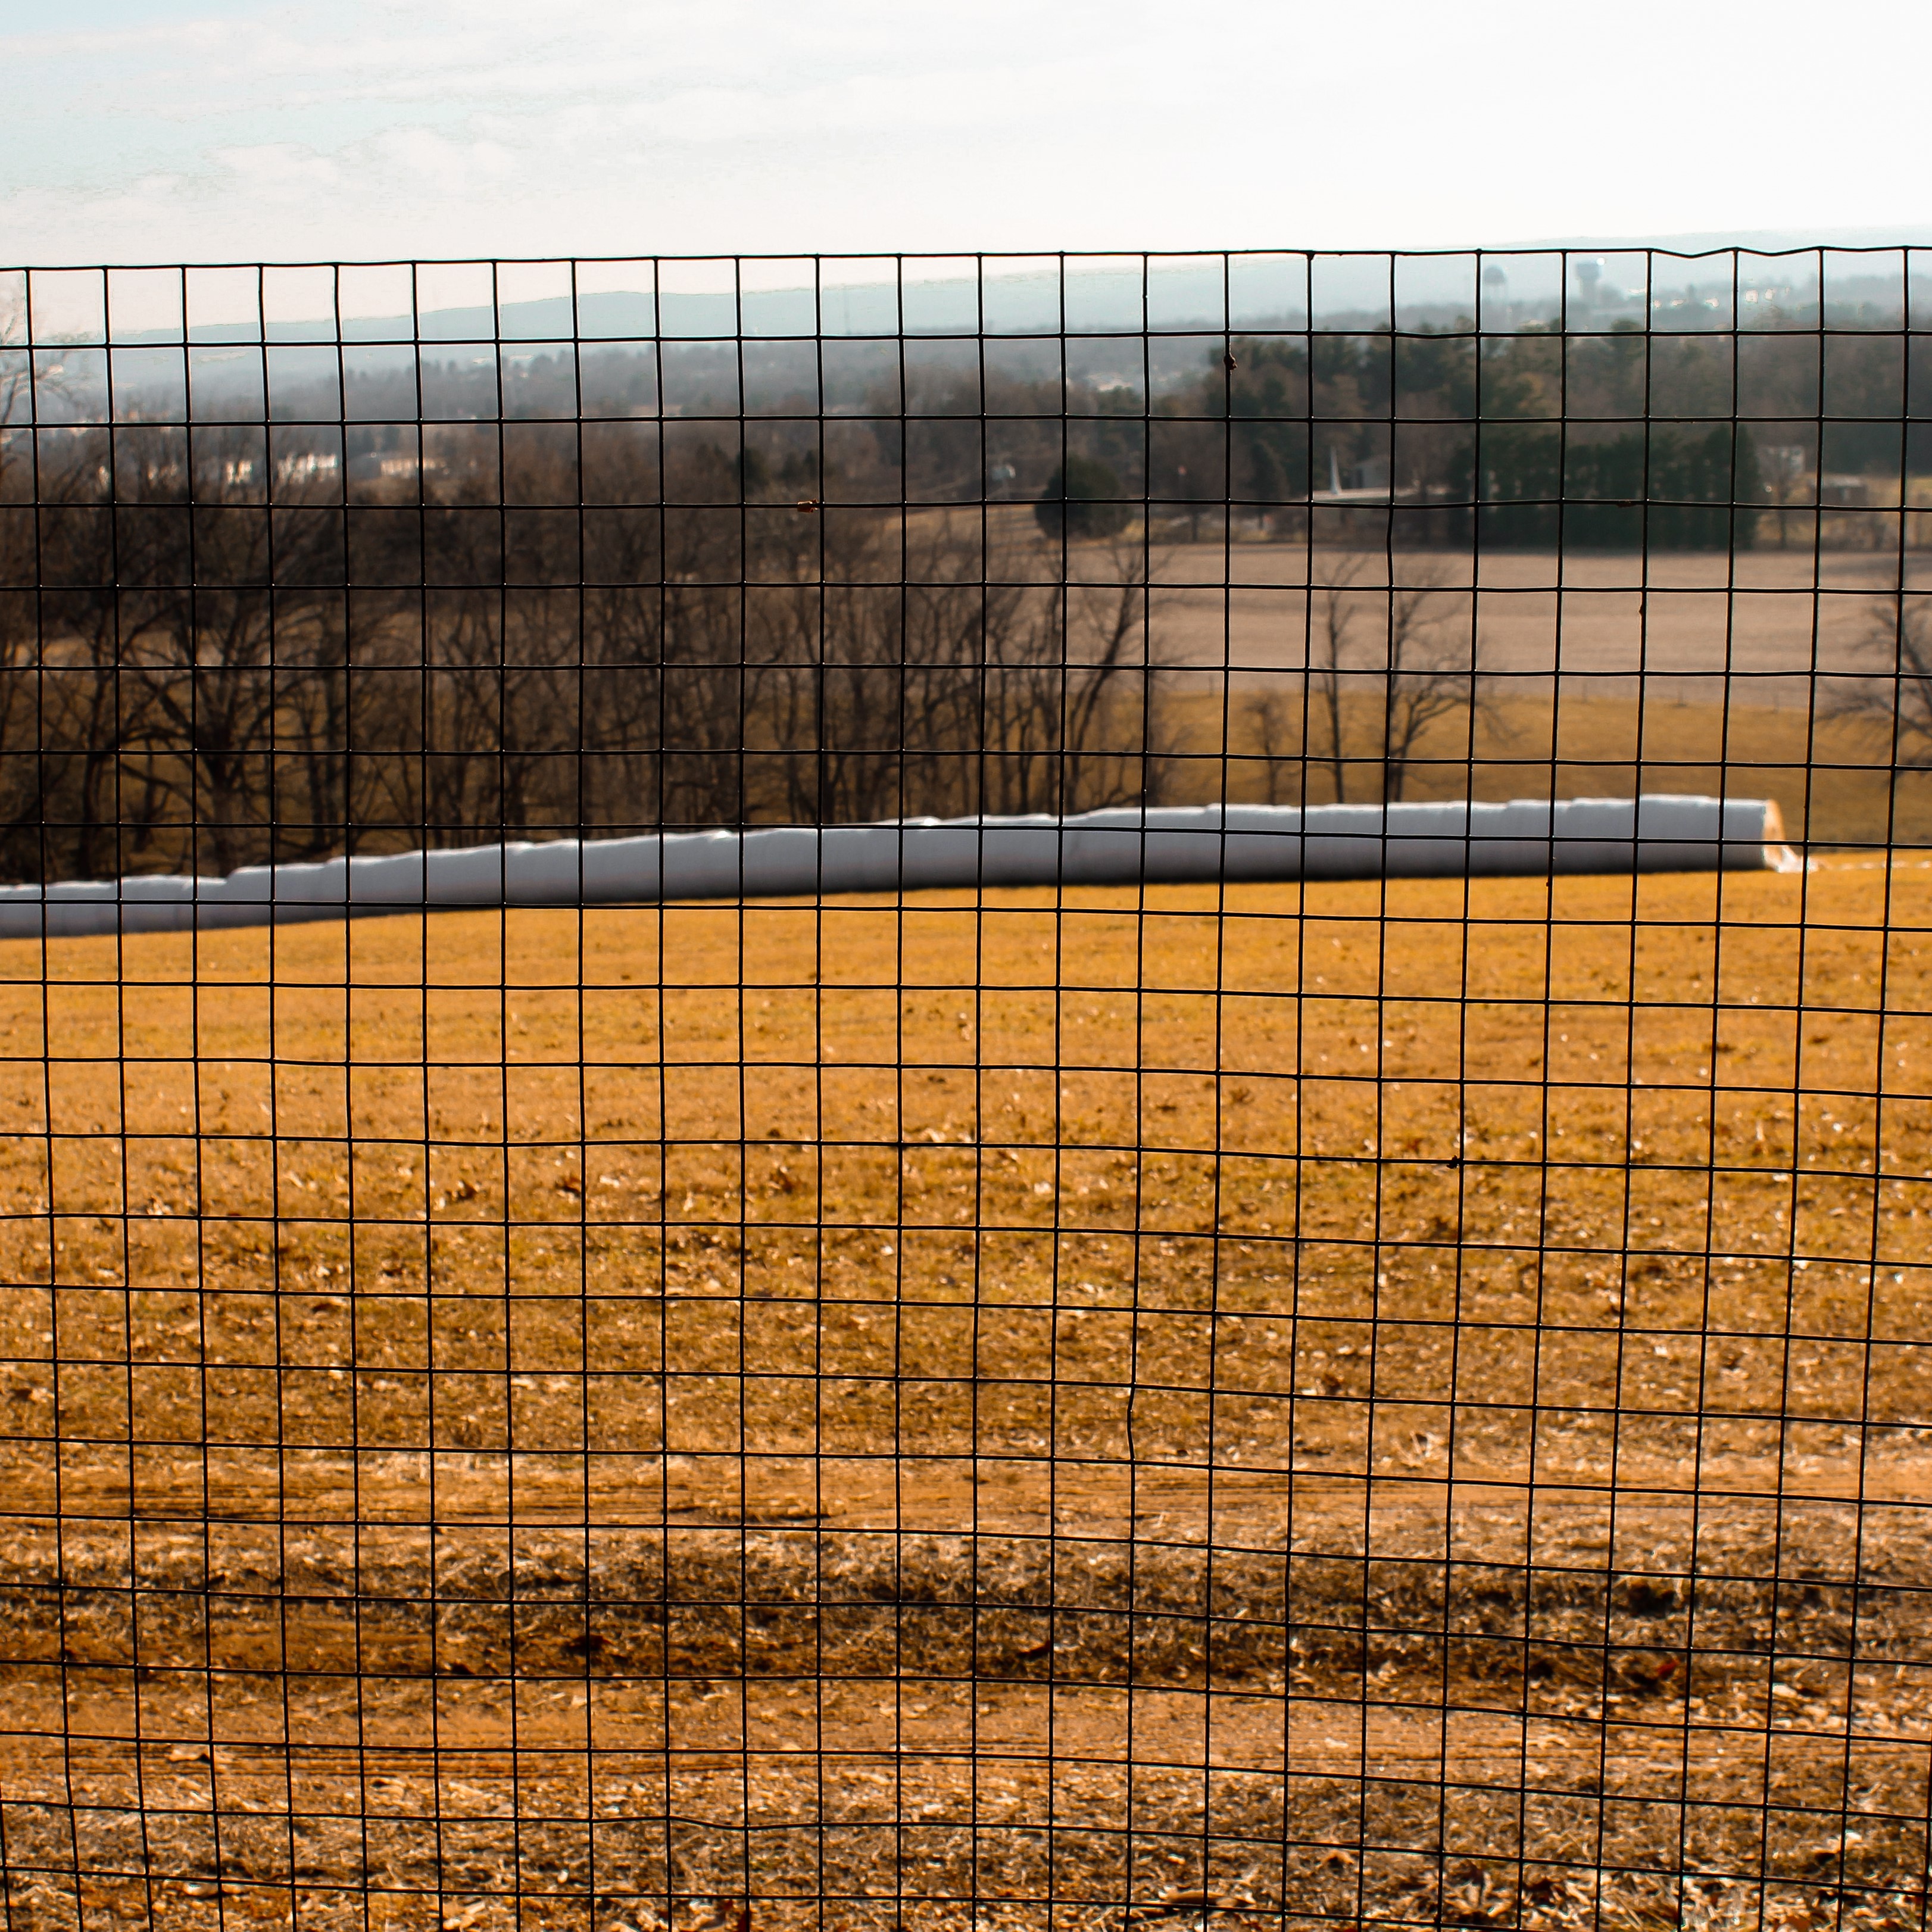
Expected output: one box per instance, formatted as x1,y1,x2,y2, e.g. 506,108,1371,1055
4,246,1932,1932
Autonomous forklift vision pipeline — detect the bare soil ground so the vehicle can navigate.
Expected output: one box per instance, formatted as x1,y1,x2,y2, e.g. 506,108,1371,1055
1150,545,1919,707
4,861,1932,1930
1046,537,1932,843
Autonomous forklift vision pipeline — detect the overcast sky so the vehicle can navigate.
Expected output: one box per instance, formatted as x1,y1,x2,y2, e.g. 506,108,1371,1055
4,0,1928,267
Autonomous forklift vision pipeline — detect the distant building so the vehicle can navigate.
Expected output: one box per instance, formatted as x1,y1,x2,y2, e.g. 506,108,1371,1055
276,450,339,486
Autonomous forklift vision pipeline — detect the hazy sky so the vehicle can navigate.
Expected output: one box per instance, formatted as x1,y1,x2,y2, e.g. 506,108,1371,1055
4,0,1928,266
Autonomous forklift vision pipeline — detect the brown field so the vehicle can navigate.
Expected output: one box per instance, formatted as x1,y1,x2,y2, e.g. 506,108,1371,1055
5,860,1932,1930
1166,691,1932,849
1051,537,1932,845
1151,544,1922,706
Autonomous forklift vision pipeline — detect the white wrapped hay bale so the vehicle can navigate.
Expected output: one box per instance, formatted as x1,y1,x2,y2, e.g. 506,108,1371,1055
0,795,1800,940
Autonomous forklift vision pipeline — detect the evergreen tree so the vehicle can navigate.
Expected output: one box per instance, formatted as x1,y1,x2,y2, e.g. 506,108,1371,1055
1035,455,1129,540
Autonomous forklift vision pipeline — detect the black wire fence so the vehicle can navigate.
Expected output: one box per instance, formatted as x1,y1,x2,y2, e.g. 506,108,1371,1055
3,247,1932,1931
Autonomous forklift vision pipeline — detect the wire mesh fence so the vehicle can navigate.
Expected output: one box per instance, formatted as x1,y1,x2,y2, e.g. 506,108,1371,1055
3,246,1932,1932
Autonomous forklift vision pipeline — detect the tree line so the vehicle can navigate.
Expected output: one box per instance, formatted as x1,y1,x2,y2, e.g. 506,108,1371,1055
0,423,1177,884
7,310,1918,884
0,421,1511,882
85,314,1917,545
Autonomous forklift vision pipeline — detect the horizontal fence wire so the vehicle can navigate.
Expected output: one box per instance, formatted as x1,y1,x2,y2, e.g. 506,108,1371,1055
1,246,1931,1932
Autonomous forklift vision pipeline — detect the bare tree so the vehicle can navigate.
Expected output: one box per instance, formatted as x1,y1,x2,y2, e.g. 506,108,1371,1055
757,520,1170,825
1309,554,1368,803
1306,552,1488,804
990,533,1167,816
105,432,354,873
1837,594,1932,764
1377,560,1485,803
1242,682,1302,806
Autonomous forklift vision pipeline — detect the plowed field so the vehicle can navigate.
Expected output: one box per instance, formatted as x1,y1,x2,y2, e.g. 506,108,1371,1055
4,860,1930,1931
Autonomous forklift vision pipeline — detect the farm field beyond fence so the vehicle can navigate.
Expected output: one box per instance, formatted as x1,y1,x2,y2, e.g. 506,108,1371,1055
4,864,1931,1931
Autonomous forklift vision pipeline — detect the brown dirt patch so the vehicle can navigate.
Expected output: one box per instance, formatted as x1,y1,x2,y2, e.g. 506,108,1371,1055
3,862,1930,1928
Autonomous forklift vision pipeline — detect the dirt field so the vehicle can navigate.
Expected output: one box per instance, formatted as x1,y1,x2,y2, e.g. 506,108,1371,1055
4,860,1932,1930
1151,545,1921,707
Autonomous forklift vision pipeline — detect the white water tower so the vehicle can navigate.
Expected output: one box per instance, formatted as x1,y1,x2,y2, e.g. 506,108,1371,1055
1482,260,1510,329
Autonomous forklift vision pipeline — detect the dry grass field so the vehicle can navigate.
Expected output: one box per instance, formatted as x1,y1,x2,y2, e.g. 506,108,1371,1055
1173,691,1932,848
4,859,1932,1931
